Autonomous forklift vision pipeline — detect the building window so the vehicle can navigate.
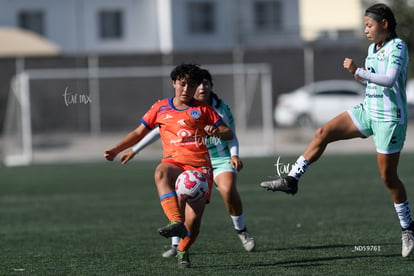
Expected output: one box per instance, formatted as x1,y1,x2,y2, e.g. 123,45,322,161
188,2,215,34
254,0,282,32
99,10,123,39
18,11,45,35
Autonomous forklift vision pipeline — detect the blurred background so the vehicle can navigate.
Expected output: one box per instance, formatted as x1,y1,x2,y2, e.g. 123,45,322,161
1,0,413,166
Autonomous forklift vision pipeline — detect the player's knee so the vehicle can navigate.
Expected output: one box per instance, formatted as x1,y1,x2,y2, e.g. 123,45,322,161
313,126,329,142
380,173,401,189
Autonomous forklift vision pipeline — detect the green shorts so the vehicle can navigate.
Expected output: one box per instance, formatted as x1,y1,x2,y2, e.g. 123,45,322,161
348,104,406,154
211,156,236,179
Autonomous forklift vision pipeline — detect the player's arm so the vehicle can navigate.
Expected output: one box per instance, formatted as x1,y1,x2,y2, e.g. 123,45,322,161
131,127,161,154
104,123,149,162
119,127,161,164
219,102,243,170
204,121,233,141
355,66,399,87
220,102,239,156
345,43,406,88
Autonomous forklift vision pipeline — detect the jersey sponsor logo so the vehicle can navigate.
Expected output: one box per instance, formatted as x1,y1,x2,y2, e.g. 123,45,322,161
365,93,383,99
177,129,192,137
190,110,201,119
164,114,173,120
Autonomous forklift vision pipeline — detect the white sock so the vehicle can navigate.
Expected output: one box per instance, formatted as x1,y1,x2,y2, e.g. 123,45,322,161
231,213,246,231
171,236,180,246
288,155,311,180
394,201,413,229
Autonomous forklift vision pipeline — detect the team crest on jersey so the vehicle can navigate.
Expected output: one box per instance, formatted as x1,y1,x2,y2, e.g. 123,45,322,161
190,110,201,119
377,50,385,61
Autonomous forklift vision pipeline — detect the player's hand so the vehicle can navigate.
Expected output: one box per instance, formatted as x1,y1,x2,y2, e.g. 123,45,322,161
120,150,136,164
204,125,217,136
231,156,243,171
104,148,118,161
204,125,218,137
343,58,357,75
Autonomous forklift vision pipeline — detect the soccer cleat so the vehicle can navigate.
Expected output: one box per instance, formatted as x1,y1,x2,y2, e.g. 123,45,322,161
401,229,414,257
158,222,187,238
176,250,190,268
162,245,178,258
237,230,256,252
260,176,298,195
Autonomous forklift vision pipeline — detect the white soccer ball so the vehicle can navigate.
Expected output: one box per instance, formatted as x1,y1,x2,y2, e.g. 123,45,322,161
175,170,209,203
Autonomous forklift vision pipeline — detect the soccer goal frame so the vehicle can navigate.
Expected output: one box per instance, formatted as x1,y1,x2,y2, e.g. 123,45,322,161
2,60,274,166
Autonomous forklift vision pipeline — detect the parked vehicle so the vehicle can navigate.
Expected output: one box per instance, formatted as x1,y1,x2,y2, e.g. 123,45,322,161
407,79,414,105
274,80,365,127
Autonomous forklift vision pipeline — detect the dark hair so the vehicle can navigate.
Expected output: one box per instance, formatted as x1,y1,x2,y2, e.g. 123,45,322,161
366,3,397,39
170,63,202,84
199,69,213,86
200,68,222,108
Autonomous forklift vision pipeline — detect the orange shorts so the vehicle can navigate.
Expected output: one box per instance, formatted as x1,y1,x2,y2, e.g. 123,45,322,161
162,159,213,203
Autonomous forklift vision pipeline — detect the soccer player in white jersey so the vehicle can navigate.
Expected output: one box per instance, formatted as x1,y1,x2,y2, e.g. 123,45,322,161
261,3,414,257
121,68,255,256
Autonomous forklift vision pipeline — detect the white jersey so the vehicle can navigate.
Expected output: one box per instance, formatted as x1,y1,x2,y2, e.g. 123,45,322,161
358,38,409,123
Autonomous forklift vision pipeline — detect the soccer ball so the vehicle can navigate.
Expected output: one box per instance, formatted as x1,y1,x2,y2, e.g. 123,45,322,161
175,170,209,203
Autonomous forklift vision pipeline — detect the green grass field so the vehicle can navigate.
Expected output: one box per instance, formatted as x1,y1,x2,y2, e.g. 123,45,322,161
2,154,414,275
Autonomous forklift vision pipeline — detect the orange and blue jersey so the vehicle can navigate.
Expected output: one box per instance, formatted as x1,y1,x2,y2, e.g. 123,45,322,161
141,97,223,168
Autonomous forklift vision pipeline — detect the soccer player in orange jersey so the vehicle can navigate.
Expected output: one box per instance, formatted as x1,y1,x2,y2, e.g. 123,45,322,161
104,63,233,268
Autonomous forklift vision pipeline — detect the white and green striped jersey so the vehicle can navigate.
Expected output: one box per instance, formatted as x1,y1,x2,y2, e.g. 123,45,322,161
357,38,409,123
206,97,238,160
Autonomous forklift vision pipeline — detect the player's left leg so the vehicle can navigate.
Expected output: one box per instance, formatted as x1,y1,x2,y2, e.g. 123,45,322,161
261,110,365,194
176,198,207,268
377,152,414,257
215,171,255,252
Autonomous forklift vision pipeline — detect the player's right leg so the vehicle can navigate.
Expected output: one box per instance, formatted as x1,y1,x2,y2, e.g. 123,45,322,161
261,110,365,194
215,170,255,252
154,162,187,238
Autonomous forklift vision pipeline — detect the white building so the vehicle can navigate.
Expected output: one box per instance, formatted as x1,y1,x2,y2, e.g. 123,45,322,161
0,0,303,54
300,0,363,42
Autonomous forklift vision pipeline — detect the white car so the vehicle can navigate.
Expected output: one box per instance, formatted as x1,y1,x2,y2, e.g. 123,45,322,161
406,79,414,105
274,80,365,127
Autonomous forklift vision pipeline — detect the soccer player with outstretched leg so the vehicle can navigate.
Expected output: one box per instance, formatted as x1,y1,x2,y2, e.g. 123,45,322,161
260,3,414,258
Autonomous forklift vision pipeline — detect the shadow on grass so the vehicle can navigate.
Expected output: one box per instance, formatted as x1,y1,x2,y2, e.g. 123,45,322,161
194,242,401,270
268,242,399,252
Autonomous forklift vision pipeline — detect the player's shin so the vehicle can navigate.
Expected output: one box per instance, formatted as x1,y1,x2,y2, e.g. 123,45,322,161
394,201,413,230
160,192,183,223
288,155,311,180
177,232,197,252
